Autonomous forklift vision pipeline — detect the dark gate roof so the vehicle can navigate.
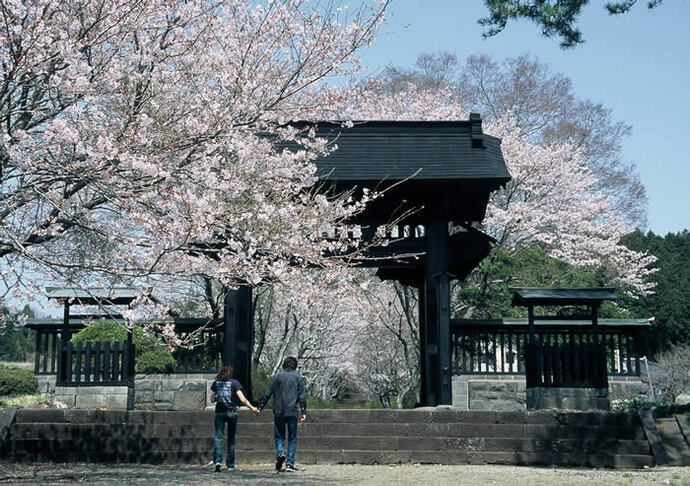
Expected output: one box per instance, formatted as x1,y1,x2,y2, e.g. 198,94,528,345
303,118,510,183
511,287,617,307
284,115,511,224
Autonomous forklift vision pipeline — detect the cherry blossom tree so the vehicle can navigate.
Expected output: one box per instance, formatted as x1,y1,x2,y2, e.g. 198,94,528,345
352,279,420,408
483,114,656,297
0,0,388,319
252,266,367,400
339,79,656,298
383,53,647,228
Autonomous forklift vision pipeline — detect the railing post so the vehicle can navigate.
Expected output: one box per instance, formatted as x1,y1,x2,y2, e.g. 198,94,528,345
102,342,110,384
75,341,82,384
65,342,73,383
85,342,92,384
34,331,40,375
56,335,62,382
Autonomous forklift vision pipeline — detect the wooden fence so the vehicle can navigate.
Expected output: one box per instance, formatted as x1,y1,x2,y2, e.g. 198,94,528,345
451,319,648,378
171,325,223,373
29,320,223,376
56,341,134,386
32,323,86,375
525,342,608,388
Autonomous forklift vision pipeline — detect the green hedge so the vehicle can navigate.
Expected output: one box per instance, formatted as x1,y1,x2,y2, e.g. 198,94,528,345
0,366,38,395
71,321,176,374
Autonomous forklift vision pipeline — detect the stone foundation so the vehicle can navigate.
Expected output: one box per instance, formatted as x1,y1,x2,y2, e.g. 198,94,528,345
452,375,649,411
526,387,610,411
40,374,215,411
37,375,56,396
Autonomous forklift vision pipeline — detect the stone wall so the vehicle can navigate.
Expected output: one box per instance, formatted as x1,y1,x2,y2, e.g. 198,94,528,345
54,385,130,409
38,374,215,411
133,373,215,411
526,387,610,410
452,375,650,411
37,375,56,396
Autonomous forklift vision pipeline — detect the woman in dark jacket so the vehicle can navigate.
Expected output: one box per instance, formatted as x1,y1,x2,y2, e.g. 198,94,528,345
210,363,259,472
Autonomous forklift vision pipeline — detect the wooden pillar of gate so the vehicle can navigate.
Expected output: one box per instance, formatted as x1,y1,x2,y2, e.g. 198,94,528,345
223,287,253,400
418,285,427,405
421,220,452,406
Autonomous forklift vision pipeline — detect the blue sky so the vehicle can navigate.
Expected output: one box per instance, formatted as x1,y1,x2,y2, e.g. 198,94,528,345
358,0,690,235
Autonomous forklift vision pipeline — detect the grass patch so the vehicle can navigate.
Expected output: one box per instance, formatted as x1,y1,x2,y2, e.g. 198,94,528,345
0,394,67,409
610,398,664,411
0,360,33,370
307,396,382,409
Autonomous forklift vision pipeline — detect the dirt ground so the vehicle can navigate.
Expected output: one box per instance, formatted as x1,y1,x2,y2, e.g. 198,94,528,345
1,463,689,486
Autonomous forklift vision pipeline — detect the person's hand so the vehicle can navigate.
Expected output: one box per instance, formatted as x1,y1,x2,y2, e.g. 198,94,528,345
299,414,307,423
252,407,260,415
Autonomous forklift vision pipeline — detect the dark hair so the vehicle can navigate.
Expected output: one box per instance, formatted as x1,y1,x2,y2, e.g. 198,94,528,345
215,363,234,381
282,356,298,371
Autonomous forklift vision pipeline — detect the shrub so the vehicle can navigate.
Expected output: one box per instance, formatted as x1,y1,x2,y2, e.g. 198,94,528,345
0,366,38,395
136,347,177,374
71,321,176,374
611,398,663,412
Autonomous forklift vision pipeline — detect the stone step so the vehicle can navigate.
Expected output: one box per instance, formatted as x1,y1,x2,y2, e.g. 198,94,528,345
8,435,651,455
12,409,643,428
655,418,690,466
6,409,654,468
7,448,655,468
9,422,647,441
676,414,690,445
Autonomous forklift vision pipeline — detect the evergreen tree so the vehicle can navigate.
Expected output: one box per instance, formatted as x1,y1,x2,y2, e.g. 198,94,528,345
0,305,35,362
620,230,690,354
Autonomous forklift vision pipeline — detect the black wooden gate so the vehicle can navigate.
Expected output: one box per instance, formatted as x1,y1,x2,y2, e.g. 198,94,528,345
525,342,608,388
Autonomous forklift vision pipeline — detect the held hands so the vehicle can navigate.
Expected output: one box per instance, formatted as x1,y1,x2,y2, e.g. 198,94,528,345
251,405,261,415
299,414,307,423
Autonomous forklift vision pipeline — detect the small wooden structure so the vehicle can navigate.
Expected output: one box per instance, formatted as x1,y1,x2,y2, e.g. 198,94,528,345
511,287,618,410
45,288,136,388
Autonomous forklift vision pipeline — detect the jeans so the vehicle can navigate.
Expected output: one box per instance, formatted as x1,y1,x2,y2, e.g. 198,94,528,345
273,415,298,466
214,411,238,467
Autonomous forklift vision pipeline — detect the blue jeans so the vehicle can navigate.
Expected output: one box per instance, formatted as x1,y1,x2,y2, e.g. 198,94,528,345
273,415,298,466
214,411,238,467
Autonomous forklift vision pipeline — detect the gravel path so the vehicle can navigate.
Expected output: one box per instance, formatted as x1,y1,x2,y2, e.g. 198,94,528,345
1,463,690,485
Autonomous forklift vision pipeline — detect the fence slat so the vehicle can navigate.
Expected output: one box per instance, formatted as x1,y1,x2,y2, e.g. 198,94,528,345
50,332,57,373
102,342,111,383
94,342,102,384
41,333,50,373
34,332,41,374
626,335,633,375
74,341,83,384
65,343,73,383
112,342,120,382
84,342,92,384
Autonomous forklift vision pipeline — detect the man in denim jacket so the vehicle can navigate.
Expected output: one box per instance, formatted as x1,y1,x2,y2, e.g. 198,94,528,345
258,356,307,472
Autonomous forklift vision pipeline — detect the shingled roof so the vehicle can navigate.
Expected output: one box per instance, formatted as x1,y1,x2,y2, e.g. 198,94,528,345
308,118,510,184
278,115,510,224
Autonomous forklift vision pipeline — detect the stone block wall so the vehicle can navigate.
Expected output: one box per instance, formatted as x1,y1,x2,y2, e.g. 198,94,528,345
526,387,610,410
38,374,216,411
54,385,130,409
37,376,56,396
452,375,650,411
133,374,215,411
